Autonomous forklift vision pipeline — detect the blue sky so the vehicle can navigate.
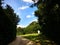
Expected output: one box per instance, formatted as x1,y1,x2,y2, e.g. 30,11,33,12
3,0,38,28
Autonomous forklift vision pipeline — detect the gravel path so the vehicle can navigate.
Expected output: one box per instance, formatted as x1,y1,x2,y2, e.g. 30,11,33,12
8,36,39,45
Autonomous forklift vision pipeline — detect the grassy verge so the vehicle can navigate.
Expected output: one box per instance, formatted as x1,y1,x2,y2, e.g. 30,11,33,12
17,33,56,45
18,33,39,41
20,33,38,37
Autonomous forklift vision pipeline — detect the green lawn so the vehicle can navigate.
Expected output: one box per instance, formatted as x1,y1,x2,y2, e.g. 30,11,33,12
18,33,40,42
20,33,39,37
17,33,56,45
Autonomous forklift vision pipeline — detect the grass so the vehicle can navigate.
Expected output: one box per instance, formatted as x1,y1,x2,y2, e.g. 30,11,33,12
18,33,40,42
20,33,39,37
17,33,56,45
18,33,41,45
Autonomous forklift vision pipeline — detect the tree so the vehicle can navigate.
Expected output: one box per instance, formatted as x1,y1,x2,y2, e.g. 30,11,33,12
24,21,41,34
17,27,25,35
32,0,60,45
0,0,20,45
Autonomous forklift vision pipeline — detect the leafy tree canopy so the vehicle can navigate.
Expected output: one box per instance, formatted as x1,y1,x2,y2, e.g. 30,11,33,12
24,21,41,34
31,0,60,45
0,0,20,45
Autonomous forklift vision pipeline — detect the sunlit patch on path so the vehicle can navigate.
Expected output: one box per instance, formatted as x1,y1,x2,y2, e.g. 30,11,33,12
8,36,41,45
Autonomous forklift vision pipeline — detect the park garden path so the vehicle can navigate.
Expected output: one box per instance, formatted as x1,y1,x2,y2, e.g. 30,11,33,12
8,36,40,45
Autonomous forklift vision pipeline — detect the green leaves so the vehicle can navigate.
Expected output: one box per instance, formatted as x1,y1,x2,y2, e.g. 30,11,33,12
4,5,20,24
24,21,41,34
31,0,60,44
0,3,20,44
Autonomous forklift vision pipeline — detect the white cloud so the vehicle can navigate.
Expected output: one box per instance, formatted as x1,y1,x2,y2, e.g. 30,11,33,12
18,6,29,10
28,18,38,24
32,12,34,15
34,0,39,3
17,25,27,28
26,15,32,18
22,0,34,3
32,18,38,22
22,0,39,3
16,13,19,15
17,18,38,28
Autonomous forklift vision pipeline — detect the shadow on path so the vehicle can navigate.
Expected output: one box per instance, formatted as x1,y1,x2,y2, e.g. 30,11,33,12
8,36,41,45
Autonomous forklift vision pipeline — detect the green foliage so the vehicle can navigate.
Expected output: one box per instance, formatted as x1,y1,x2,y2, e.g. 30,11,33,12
4,5,20,24
20,33,39,41
0,1,20,45
17,21,41,35
24,21,41,34
20,33,55,45
17,27,25,35
32,0,60,45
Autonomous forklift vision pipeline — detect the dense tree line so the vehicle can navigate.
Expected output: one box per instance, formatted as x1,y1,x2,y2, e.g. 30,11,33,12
17,21,41,34
17,27,25,35
0,0,20,45
24,21,41,34
32,0,60,45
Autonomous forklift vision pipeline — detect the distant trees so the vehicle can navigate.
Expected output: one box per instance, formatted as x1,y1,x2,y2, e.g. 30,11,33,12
0,0,20,45
17,21,41,35
17,27,25,35
32,0,60,45
24,21,41,34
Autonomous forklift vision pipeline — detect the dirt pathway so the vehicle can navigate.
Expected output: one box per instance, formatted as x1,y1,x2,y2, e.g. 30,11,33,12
8,36,40,45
